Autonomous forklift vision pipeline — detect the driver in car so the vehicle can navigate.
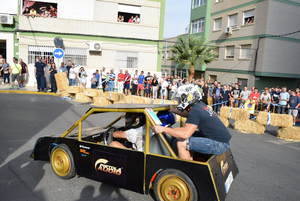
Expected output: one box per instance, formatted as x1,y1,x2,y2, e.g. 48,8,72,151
153,84,232,160
110,112,175,151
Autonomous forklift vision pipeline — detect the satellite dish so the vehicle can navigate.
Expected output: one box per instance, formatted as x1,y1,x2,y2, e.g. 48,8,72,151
54,37,65,49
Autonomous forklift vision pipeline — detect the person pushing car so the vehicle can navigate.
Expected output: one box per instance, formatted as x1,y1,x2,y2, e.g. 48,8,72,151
153,84,231,160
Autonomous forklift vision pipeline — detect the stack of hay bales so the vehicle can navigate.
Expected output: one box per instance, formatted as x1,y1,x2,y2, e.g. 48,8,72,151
92,97,112,107
234,120,265,134
220,106,249,121
103,92,125,103
257,111,298,141
75,93,92,103
83,89,102,97
116,95,152,104
256,112,293,128
277,127,300,141
66,86,84,94
220,106,265,134
54,72,69,92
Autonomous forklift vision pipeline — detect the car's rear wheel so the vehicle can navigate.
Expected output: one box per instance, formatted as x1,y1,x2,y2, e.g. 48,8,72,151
50,144,76,179
153,169,198,201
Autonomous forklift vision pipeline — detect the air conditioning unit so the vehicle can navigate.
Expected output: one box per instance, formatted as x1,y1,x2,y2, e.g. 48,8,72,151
0,14,13,25
89,42,102,52
225,26,233,35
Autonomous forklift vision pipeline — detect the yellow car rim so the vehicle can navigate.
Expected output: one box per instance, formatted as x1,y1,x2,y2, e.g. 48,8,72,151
157,174,192,201
51,148,71,177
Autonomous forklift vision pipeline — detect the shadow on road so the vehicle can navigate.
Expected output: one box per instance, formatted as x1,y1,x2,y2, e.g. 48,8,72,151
75,183,129,201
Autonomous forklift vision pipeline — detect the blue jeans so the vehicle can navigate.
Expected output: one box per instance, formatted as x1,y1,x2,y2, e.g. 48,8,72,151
69,79,76,86
188,137,230,155
107,81,115,91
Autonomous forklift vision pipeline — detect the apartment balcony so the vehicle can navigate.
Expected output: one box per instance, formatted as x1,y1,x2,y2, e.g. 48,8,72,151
18,15,159,41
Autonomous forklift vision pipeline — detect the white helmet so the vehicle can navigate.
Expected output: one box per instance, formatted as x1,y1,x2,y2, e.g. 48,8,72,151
175,84,202,111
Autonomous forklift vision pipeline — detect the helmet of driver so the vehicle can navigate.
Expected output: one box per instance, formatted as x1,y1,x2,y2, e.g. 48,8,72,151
175,84,202,111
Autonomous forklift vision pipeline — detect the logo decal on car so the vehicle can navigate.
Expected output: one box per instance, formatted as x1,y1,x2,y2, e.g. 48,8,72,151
95,159,122,176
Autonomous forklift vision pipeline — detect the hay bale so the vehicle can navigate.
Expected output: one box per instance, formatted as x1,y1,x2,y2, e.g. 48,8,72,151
256,112,293,128
256,111,269,125
103,92,125,102
234,120,265,134
231,108,249,121
74,93,92,103
83,89,102,97
270,114,293,128
55,72,69,92
220,107,231,118
219,117,229,127
92,97,112,107
56,91,71,97
67,86,83,94
277,127,300,141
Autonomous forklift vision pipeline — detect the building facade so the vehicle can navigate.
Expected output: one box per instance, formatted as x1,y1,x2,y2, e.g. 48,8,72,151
0,0,165,86
190,0,300,89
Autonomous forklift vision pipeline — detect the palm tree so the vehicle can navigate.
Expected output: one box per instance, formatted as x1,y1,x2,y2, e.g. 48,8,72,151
169,36,217,81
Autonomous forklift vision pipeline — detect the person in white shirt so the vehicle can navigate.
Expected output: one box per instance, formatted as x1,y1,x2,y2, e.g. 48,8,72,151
68,66,77,86
278,87,290,114
160,78,169,100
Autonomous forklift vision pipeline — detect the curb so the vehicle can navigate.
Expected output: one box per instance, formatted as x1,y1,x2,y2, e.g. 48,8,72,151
0,90,58,96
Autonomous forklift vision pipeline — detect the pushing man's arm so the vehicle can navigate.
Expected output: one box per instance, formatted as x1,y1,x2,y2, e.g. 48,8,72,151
153,123,198,140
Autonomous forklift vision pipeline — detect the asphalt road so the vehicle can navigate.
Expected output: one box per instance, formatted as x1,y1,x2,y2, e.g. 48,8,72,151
0,93,300,201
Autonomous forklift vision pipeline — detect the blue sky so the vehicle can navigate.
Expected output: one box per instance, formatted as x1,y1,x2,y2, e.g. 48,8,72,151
164,0,191,38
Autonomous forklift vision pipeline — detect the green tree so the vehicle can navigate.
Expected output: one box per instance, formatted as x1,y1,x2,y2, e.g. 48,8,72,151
169,36,217,81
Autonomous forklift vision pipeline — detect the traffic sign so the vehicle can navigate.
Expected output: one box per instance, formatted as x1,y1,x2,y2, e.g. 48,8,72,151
53,48,65,59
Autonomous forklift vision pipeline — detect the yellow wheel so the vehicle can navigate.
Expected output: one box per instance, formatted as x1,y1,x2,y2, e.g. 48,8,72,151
50,144,76,179
154,169,198,201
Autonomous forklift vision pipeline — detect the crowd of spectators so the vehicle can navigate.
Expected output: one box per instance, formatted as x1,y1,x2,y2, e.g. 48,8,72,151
23,5,57,18
0,55,28,89
117,15,140,24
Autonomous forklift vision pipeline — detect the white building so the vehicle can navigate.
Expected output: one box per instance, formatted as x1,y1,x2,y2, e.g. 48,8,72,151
0,0,165,86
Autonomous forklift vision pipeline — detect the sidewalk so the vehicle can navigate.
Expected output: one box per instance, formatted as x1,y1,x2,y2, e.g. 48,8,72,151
0,84,38,92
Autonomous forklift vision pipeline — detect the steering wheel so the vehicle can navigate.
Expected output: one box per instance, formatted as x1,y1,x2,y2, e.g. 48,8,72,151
104,127,117,145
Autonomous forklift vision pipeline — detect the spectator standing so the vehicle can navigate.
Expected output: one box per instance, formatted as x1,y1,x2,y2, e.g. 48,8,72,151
19,58,28,88
222,85,231,106
240,87,251,106
49,63,57,92
68,65,77,86
78,67,87,88
144,72,152,98
123,70,131,95
117,69,125,93
131,70,139,95
10,57,22,89
66,60,73,77
202,83,209,105
260,88,271,111
160,78,169,100
101,67,107,92
137,71,145,96
288,90,300,126
249,88,260,103
95,70,100,88
59,62,67,73
207,84,214,106
2,59,10,84
232,84,241,107
212,83,224,113
278,87,290,114
91,73,98,89
0,55,3,84
35,57,47,91
151,75,159,99
107,69,116,92
271,87,281,112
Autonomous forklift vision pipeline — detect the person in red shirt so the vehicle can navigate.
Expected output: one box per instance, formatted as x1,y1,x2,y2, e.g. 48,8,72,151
123,70,131,95
249,88,261,109
117,69,125,93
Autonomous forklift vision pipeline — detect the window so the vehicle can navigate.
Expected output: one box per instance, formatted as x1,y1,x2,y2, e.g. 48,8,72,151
213,18,222,31
216,0,223,3
116,51,138,69
192,0,206,8
209,75,217,82
238,78,248,88
243,9,255,25
228,14,238,28
214,47,220,59
117,4,141,24
191,18,205,33
225,46,235,59
240,44,252,59
22,0,57,18
28,46,87,65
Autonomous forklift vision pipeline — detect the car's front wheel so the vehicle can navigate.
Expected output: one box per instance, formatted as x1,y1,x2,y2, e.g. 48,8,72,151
153,169,198,201
50,144,76,179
